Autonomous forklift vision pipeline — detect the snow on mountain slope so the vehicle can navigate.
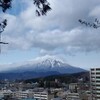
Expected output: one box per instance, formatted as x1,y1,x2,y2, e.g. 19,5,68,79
0,55,86,74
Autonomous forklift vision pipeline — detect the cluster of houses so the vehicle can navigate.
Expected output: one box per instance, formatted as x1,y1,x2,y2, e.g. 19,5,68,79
0,78,90,100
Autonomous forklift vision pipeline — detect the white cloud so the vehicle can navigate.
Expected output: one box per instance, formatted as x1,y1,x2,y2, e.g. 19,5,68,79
89,5,100,17
1,0,100,55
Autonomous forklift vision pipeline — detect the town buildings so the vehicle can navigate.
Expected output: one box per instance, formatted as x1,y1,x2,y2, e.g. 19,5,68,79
0,71,91,100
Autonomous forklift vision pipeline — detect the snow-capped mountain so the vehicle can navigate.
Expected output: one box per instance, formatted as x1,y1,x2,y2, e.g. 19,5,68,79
2,55,85,73
0,55,86,80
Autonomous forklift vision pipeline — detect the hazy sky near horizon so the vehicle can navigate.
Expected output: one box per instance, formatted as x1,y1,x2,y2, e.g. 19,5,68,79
0,0,100,70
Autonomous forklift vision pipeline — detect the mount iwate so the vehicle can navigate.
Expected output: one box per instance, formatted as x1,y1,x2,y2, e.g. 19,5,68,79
0,55,86,80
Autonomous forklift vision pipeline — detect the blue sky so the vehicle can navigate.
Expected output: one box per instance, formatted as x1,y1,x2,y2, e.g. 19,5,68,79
0,0,100,70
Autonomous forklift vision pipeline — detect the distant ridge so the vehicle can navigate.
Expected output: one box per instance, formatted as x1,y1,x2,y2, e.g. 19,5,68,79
25,71,89,84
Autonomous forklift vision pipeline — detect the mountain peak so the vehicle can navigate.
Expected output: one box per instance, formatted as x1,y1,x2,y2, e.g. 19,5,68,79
31,55,67,68
33,55,64,63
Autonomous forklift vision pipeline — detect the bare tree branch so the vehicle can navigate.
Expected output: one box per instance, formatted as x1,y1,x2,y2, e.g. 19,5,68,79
78,18,100,29
0,0,51,32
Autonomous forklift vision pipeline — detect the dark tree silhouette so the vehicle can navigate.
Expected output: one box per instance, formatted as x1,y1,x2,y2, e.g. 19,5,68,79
0,0,51,33
78,18,100,29
34,0,51,16
0,0,12,12
0,19,7,33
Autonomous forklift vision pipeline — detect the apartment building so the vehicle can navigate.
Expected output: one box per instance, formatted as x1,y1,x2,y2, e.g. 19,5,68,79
0,90,34,99
14,90,34,99
66,93,80,100
90,68,100,100
34,91,54,100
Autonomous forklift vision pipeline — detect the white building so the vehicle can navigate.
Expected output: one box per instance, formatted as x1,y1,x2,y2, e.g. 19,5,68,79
66,93,80,100
34,92,48,100
90,68,100,100
69,83,77,93
0,90,34,99
14,90,34,99
34,91,54,100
